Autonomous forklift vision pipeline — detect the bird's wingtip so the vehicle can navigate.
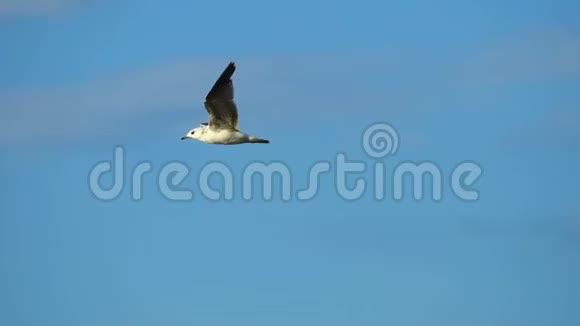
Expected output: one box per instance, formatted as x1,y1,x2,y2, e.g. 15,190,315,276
224,61,236,74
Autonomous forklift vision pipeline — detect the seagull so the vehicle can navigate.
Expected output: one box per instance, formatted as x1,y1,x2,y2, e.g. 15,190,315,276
181,62,269,145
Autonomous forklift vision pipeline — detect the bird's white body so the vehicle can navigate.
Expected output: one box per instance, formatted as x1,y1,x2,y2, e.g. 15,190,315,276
183,125,263,145
199,126,245,144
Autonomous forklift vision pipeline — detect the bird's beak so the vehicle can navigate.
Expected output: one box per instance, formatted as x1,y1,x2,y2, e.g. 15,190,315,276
180,136,187,140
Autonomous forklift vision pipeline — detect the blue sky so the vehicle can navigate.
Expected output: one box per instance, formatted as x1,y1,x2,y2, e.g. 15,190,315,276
1,0,580,325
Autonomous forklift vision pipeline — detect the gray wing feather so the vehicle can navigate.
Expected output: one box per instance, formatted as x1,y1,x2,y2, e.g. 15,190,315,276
204,62,239,130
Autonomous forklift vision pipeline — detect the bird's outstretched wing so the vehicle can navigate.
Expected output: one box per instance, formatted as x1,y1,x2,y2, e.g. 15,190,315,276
204,62,239,130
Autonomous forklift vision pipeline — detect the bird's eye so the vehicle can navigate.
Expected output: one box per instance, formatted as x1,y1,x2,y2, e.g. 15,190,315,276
190,131,195,135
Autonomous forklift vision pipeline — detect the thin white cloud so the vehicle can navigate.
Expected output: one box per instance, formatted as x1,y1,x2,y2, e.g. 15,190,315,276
0,55,413,147
0,0,77,17
0,60,222,145
1,29,579,147
453,28,580,85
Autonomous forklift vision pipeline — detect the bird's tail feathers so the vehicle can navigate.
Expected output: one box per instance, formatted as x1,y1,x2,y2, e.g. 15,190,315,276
248,137,269,144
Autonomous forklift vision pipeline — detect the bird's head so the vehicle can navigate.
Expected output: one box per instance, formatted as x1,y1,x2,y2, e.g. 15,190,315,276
181,127,202,141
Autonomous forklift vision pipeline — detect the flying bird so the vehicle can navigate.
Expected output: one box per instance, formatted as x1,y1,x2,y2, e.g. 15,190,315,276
181,62,269,145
